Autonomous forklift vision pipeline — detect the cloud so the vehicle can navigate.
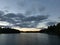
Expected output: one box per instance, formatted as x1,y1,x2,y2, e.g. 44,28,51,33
25,6,45,16
0,21,13,27
0,0,59,29
15,15,48,28
4,13,16,18
0,11,49,28
0,11,4,15
46,21,57,26
23,15,48,21
17,0,46,16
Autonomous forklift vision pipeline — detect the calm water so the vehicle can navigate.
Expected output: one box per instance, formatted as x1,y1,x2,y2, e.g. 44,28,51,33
0,33,60,45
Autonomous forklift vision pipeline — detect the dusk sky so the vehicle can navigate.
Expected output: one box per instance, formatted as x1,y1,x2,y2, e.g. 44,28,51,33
0,0,60,29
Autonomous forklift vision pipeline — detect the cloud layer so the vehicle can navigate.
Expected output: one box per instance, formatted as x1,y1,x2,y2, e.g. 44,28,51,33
0,0,59,28
0,11,49,28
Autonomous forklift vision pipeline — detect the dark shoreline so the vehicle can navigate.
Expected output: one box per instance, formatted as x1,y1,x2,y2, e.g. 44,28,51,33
20,31,40,33
40,23,60,36
0,27,20,34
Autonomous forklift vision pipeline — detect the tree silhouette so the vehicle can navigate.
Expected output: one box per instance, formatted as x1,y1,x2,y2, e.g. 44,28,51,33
40,23,60,35
0,27,20,33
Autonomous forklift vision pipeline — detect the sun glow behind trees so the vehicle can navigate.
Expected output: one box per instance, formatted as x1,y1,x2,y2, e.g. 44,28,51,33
12,27,40,31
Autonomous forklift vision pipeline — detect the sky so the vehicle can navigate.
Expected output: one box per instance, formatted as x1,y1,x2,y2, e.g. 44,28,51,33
0,0,60,29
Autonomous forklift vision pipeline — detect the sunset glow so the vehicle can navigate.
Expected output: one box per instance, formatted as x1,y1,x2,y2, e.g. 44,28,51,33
12,27,40,31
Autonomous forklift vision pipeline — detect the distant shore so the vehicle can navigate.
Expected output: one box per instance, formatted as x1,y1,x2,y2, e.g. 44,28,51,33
20,31,40,33
0,27,20,34
0,23,60,35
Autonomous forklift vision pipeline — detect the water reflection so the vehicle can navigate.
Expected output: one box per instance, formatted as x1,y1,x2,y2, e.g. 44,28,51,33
0,33,60,45
48,35,60,45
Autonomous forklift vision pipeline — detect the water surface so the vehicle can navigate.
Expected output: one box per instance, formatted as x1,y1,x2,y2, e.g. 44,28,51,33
0,33,60,45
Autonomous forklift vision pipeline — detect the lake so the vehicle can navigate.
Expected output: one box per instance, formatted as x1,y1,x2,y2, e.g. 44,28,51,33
0,33,60,45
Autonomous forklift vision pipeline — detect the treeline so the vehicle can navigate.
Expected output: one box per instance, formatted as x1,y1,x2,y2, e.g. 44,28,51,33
0,27,20,33
20,31,40,33
40,23,60,35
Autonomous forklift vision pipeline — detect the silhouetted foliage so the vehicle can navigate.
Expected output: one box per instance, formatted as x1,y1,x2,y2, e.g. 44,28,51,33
20,31,40,33
0,27,20,33
40,23,60,35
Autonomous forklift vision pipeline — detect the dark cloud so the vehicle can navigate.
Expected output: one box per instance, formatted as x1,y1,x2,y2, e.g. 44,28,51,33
4,13,16,18
16,13,25,19
0,11,4,15
46,21,57,26
23,15,48,21
0,11,49,28
15,15,48,28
